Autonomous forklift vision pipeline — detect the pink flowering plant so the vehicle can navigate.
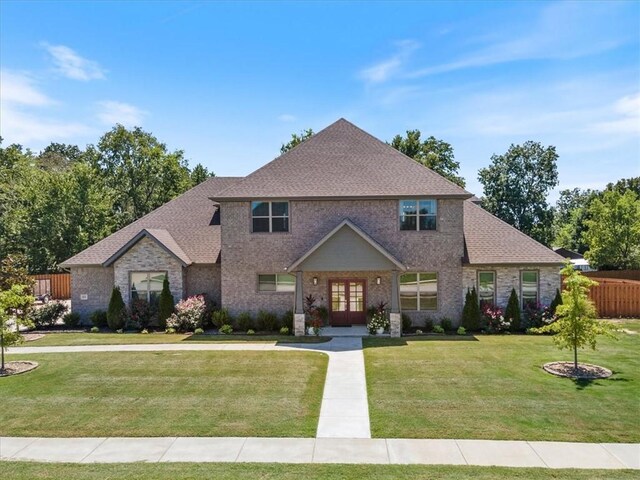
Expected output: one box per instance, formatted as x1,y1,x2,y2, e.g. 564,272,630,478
166,295,206,332
523,302,556,330
481,304,510,334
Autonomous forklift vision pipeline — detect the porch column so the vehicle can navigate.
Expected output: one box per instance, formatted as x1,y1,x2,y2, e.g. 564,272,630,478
294,271,305,336
389,271,401,337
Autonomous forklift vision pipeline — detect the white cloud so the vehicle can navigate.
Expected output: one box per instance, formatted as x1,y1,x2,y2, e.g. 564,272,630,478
0,70,54,106
97,101,147,127
359,40,420,84
277,114,296,122
41,43,106,81
590,93,640,135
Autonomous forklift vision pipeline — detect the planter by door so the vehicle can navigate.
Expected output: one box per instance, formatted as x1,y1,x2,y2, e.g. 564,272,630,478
329,279,366,325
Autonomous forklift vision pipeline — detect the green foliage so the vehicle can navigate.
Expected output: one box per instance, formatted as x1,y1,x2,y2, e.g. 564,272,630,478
531,262,616,369
478,141,558,245
584,189,640,270
280,129,314,154
457,326,466,335
549,289,563,316
62,312,81,328
157,275,174,329
552,188,597,253
211,308,231,328
461,287,482,331
390,130,465,187
194,328,204,335
401,313,412,332
236,312,255,332
256,310,279,332
280,310,293,331
505,288,521,332
433,325,445,334
90,326,100,333
90,310,108,328
219,324,233,335
279,326,290,335
315,305,329,325
189,163,215,186
107,286,126,331
0,284,34,371
29,302,68,328
440,318,453,332
423,317,434,332
246,329,255,335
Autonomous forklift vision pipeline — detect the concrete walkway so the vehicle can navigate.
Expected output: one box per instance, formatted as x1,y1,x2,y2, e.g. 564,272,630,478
1,436,637,468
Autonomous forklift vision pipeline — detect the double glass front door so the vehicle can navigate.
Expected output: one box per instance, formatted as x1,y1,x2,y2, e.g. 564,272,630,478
329,279,366,325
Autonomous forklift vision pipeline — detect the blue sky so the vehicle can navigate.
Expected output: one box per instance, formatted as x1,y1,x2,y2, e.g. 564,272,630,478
1,1,638,199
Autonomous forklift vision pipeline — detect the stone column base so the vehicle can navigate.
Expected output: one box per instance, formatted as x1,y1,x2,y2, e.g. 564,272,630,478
390,312,401,337
294,313,306,336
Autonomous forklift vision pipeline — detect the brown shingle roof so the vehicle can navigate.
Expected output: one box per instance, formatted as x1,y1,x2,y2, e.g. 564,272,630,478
463,201,565,265
60,177,241,267
212,118,472,200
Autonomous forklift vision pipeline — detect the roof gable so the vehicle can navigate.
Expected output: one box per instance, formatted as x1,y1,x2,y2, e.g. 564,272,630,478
213,118,471,200
103,229,191,267
288,220,406,271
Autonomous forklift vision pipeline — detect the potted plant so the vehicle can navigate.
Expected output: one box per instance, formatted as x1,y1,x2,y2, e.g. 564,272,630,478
367,311,389,335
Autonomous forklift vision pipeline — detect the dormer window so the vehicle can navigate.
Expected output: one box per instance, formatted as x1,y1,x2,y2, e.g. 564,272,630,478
252,201,289,233
399,199,437,230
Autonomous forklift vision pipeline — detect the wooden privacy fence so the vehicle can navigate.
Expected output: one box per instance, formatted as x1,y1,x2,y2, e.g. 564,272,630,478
585,278,640,318
584,270,640,281
29,273,71,300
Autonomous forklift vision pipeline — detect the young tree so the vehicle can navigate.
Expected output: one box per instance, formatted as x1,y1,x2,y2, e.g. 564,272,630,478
461,287,481,331
532,262,615,371
158,275,174,329
390,130,465,187
478,141,558,246
280,129,314,154
107,286,126,331
584,189,640,270
0,284,34,373
505,288,521,332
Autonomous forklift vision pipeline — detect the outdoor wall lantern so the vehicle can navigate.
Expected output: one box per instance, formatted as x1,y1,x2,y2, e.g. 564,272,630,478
313,277,318,285
376,277,381,285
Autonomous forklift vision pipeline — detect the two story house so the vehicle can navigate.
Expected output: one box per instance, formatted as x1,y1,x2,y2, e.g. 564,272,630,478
61,119,563,336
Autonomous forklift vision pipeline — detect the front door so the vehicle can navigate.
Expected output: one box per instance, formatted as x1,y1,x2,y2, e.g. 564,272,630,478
329,279,366,325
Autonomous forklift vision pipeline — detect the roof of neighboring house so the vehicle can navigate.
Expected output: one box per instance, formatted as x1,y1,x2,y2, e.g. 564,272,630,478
552,247,585,260
211,118,472,200
463,201,565,265
60,177,241,267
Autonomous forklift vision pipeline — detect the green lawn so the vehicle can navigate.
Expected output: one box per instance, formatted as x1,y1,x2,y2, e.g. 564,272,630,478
1,350,327,437
364,320,640,442
26,332,330,346
1,463,636,480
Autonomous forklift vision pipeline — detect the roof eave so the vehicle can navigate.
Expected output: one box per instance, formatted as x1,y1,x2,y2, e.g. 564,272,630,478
211,193,473,202
102,229,191,268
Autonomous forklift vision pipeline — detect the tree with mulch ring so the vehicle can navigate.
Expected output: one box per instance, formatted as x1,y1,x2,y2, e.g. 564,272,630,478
531,261,616,379
0,284,36,376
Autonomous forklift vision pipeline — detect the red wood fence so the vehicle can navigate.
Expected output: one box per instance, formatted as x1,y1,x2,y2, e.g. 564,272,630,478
584,270,640,281
29,273,71,300
584,278,640,318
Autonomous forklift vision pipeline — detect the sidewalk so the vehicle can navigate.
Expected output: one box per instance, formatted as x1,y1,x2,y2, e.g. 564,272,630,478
1,436,637,468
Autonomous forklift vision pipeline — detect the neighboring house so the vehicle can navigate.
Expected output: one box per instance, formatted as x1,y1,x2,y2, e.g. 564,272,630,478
61,119,564,336
552,247,595,272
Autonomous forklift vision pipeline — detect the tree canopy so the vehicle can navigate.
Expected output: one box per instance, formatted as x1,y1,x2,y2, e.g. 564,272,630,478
478,141,559,246
389,130,465,187
280,129,314,154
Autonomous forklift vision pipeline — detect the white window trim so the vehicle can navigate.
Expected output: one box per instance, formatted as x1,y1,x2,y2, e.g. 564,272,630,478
520,270,540,308
399,199,437,231
251,201,289,233
257,273,295,293
400,272,438,311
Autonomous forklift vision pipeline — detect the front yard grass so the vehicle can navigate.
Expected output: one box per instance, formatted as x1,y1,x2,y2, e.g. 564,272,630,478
364,320,640,442
26,332,330,346
1,351,327,437
2,462,637,480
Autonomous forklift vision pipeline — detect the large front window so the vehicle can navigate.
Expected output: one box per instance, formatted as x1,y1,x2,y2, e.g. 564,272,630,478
252,201,289,233
521,271,539,308
400,272,437,311
478,271,496,307
130,272,165,304
258,273,295,292
399,200,437,230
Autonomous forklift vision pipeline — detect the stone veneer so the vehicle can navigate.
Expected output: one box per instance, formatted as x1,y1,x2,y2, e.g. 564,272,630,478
70,266,114,321
113,236,184,305
462,265,562,308
220,198,465,319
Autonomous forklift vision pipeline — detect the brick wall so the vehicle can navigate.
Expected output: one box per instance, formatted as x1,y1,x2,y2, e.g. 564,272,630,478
186,264,221,307
220,198,465,319
70,266,114,321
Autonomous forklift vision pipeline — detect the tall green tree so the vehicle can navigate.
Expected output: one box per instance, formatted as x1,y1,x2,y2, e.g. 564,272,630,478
280,129,314,154
583,189,640,270
553,188,597,253
478,141,559,246
190,163,215,186
390,130,465,187
90,125,191,228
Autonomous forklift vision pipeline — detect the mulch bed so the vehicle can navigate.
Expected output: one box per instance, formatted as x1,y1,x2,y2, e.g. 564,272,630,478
0,360,39,377
22,333,45,342
543,361,612,379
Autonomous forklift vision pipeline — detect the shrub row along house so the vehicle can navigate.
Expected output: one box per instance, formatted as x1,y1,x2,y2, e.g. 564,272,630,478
61,119,564,336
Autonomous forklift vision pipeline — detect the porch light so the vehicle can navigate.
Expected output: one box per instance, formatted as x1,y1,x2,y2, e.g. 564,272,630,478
376,277,381,285
313,277,318,285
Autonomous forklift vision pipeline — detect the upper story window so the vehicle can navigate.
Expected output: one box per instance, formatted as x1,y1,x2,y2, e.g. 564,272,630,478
399,200,437,231
252,201,289,233
521,270,539,309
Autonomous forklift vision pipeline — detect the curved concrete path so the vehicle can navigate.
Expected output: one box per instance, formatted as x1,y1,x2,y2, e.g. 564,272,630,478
4,339,638,469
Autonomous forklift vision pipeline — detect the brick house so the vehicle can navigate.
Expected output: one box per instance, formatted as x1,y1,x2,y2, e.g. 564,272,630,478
61,119,564,336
